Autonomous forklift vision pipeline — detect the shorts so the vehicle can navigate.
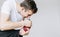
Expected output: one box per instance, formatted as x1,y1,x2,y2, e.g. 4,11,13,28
0,30,23,37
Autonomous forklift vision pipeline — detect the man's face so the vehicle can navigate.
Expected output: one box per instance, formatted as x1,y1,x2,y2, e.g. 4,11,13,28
21,9,33,18
18,6,33,18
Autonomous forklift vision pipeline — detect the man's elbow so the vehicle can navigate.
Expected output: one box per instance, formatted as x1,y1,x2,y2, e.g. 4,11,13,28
0,24,9,31
0,25,13,31
0,25,6,31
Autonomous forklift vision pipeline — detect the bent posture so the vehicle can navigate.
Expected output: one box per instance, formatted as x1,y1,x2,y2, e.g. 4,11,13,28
0,0,38,37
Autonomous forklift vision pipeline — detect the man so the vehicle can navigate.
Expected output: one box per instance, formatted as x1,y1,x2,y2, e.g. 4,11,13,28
0,0,38,37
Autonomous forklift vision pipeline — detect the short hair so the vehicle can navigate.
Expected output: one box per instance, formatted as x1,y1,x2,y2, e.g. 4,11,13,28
20,0,38,14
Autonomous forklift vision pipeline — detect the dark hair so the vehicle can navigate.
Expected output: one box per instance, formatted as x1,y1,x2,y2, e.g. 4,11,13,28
20,0,38,14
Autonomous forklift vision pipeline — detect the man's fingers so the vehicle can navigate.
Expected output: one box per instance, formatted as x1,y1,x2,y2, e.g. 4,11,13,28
23,20,32,27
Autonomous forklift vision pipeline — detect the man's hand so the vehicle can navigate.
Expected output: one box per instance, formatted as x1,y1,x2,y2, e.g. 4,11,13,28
23,19,32,27
19,19,32,36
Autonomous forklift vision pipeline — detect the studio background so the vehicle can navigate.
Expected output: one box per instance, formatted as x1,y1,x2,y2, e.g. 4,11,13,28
0,0,60,37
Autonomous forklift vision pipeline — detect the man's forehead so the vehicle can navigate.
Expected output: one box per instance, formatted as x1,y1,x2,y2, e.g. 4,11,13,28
16,0,24,4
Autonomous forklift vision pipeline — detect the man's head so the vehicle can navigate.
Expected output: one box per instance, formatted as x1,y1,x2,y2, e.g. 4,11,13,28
17,0,38,18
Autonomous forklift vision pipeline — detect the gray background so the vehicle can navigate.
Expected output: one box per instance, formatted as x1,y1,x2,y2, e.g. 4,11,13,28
0,0,60,37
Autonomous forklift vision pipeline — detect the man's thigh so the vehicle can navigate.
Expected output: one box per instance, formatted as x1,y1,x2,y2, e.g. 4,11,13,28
19,35,23,37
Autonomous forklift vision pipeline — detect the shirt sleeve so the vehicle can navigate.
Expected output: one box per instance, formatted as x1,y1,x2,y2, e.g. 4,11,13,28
1,0,11,15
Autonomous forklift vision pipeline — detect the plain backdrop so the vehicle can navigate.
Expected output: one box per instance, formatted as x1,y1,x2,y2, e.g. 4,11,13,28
0,0,60,37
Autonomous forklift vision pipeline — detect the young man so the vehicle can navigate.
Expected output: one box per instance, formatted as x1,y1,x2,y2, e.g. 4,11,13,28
0,0,38,37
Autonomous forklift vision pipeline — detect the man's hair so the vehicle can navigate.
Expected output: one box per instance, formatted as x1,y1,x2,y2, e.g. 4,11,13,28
20,0,38,14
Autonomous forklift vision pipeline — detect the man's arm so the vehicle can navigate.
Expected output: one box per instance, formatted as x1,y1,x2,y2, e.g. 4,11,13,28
0,13,23,31
0,13,32,31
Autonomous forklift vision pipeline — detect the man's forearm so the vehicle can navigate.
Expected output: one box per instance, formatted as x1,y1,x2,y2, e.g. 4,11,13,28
0,19,32,31
0,13,24,30
0,21,23,31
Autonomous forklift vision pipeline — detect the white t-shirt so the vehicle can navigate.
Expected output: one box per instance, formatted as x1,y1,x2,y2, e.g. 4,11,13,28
1,0,23,22
1,0,23,30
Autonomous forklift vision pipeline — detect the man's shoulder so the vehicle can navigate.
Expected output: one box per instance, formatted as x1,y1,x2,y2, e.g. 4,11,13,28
4,0,15,5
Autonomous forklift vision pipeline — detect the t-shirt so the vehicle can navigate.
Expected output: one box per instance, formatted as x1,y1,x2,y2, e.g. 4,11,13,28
1,0,23,22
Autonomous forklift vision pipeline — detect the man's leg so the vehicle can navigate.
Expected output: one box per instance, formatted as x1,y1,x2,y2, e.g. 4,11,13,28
19,35,23,37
